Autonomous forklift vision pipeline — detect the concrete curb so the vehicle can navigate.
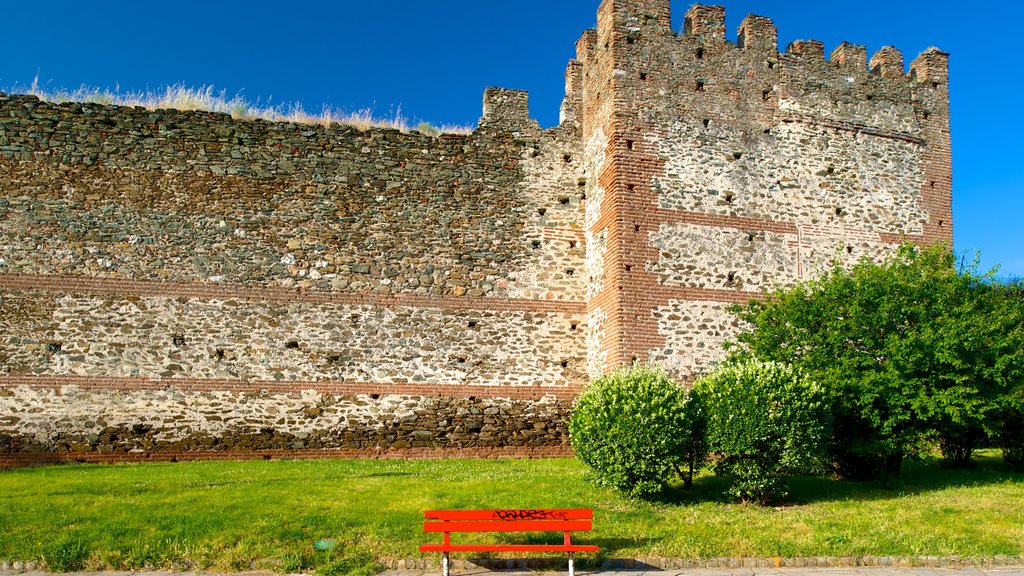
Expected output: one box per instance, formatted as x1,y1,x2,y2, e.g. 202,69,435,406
6,556,1024,574
382,557,1024,571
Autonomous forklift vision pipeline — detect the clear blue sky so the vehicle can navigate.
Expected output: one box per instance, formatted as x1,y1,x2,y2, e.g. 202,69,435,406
2,1,1020,278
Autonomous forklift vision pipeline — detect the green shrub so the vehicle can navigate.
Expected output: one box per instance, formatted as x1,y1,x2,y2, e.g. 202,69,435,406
694,360,830,504
569,366,703,498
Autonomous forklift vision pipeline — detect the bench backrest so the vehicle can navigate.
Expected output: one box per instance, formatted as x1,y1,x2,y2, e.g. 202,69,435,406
423,509,593,533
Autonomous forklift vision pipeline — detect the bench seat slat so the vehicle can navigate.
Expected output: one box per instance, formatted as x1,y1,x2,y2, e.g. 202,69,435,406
424,520,591,533
424,509,593,521
420,544,600,553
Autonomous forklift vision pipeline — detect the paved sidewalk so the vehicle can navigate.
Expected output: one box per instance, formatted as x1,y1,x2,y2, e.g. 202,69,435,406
378,568,1024,576
5,568,1024,576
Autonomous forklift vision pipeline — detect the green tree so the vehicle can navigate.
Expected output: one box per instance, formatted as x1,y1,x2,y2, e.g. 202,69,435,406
998,385,1024,472
731,245,1024,479
569,366,705,498
693,360,829,505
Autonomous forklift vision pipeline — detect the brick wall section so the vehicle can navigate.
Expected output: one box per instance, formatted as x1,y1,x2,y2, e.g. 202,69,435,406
0,446,574,470
911,48,954,245
0,374,579,399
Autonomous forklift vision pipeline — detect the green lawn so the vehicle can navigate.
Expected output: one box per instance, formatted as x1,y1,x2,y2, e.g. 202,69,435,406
0,452,1021,574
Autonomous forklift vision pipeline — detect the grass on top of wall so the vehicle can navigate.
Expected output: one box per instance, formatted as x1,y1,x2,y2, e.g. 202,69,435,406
0,451,1021,574
1,78,473,135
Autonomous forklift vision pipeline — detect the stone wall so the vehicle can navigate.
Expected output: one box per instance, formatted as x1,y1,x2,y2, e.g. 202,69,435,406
0,0,952,465
0,379,570,457
0,87,586,465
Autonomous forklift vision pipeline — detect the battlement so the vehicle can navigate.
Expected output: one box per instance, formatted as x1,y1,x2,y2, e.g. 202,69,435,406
870,46,905,79
738,14,777,53
787,39,826,61
671,4,945,84
910,47,951,85
479,87,541,133
831,42,869,71
683,5,726,42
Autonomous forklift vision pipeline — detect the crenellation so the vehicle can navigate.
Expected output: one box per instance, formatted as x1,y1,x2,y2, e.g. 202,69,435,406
576,29,598,63
831,42,869,72
479,87,540,134
787,39,826,60
0,0,952,464
870,46,906,79
737,15,777,53
910,47,950,86
683,5,727,42
561,60,585,126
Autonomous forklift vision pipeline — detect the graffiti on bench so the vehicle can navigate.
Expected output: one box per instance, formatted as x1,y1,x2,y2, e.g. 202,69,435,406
491,509,569,521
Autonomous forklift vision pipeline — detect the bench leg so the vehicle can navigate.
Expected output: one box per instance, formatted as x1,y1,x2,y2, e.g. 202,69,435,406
442,551,449,576
568,552,575,576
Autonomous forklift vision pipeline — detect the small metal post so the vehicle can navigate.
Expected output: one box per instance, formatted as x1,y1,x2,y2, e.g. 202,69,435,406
568,552,575,576
442,551,450,576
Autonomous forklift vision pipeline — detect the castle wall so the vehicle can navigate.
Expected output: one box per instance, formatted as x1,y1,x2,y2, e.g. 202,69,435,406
0,89,585,464
0,0,952,464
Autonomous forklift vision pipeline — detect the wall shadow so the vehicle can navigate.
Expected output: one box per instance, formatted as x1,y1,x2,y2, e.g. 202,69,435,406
655,451,1022,506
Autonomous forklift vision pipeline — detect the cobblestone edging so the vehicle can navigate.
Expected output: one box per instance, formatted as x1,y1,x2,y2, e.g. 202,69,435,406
384,556,1024,572
0,562,40,572
2,556,1023,573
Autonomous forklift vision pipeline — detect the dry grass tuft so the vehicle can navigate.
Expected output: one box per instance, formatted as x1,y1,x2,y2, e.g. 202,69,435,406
7,77,473,135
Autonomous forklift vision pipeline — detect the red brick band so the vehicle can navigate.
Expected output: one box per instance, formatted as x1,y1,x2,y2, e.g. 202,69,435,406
0,273,586,315
543,227,587,243
652,209,799,235
0,374,581,401
0,445,575,469
780,113,927,145
654,209,920,245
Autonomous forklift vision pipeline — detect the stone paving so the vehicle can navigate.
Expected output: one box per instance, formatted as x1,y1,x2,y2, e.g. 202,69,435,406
380,569,1024,576
6,568,1024,576
382,565,1024,569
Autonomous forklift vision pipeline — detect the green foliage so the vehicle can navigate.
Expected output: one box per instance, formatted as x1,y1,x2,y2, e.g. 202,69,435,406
43,538,90,572
693,360,830,504
731,245,1024,479
570,366,703,498
998,386,1024,471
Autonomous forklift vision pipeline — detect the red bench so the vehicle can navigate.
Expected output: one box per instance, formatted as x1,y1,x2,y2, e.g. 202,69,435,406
420,508,599,576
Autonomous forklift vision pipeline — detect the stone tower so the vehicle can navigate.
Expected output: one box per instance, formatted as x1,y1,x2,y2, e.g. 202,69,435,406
568,0,951,380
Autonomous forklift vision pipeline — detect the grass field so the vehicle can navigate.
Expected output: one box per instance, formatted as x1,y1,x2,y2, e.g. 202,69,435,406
0,452,1021,574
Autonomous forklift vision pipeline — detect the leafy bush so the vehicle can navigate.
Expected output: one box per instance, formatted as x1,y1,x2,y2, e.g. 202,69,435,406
693,360,830,504
731,245,1024,479
570,366,703,498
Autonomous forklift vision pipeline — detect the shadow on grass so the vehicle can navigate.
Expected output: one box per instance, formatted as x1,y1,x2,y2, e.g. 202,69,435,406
455,537,652,572
653,450,1022,506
